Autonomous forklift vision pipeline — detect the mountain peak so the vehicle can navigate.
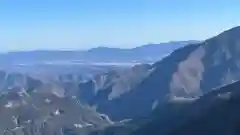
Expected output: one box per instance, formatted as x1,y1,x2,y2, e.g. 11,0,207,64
224,26,240,33
209,26,240,41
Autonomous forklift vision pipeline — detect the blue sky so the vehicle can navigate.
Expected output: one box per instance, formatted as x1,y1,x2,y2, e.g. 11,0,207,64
0,0,240,51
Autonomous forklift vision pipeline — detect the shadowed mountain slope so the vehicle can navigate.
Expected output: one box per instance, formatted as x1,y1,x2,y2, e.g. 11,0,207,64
130,80,240,135
92,26,240,120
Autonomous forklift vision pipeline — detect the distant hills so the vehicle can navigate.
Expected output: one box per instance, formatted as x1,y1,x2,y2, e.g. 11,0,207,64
0,40,199,65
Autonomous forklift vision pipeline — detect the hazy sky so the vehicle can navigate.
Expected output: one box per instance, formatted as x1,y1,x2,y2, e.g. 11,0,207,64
0,0,240,51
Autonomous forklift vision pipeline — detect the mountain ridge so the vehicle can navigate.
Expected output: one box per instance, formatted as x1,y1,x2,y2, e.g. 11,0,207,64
85,26,240,120
0,40,199,64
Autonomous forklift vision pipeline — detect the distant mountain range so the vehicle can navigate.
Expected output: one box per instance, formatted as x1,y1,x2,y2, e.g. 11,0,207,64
0,40,199,65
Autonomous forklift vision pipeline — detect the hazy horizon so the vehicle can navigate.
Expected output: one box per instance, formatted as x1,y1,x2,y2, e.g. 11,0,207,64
1,0,240,52
0,40,200,53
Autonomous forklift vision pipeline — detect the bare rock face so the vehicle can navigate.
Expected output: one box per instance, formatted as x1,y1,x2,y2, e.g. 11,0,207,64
170,46,206,96
171,27,240,96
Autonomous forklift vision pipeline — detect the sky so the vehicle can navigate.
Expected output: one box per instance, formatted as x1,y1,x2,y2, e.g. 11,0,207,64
0,0,240,52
